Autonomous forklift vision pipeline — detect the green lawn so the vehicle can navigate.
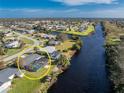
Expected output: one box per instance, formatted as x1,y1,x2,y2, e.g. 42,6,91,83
53,25,95,36
24,68,48,78
8,78,41,93
8,65,56,93
6,48,21,56
55,40,75,51
21,38,34,44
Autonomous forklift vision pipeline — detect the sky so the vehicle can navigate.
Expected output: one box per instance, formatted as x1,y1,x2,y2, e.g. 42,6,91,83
0,0,124,18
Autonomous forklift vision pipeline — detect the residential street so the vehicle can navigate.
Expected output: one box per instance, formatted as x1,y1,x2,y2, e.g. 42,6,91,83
3,31,40,63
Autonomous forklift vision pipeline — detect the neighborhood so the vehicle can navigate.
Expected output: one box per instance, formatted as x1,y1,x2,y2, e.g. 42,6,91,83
0,19,94,93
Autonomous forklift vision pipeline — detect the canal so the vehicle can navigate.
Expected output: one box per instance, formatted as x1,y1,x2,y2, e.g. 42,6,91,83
48,24,111,93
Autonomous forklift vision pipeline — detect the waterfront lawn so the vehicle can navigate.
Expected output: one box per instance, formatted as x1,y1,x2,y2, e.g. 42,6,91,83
53,25,95,36
55,40,75,52
8,78,41,93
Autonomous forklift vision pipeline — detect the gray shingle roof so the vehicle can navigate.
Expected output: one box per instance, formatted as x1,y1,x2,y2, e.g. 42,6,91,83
0,68,18,84
23,54,42,66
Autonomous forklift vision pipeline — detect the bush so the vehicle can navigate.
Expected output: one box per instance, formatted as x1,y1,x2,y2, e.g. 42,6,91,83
63,49,68,52
71,44,80,51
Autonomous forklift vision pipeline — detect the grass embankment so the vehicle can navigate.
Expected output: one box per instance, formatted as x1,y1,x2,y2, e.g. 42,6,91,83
55,40,75,51
104,21,124,92
53,25,95,36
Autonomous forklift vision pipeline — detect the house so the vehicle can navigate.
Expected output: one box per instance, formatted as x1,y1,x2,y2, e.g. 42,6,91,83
20,54,48,72
45,46,61,60
5,40,21,48
0,68,22,93
26,30,35,34
48,40,61,46
41,34,56,39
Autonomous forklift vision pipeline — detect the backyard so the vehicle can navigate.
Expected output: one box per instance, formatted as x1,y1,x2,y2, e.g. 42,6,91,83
55,40,75,52
8,65,56,93
8,77,41,93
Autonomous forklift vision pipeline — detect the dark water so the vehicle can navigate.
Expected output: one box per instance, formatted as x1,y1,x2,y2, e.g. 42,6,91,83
48,24,111,93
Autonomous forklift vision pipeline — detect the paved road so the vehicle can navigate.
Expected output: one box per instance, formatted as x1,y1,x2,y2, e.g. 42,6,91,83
3,31,40,63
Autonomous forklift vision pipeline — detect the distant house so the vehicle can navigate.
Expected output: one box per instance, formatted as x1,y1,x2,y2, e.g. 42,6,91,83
26,30,35,34
45,46,61,60
20,54,48,72
0,68,22,93
48,40,61,46
41,34,56,39
5,40,21,48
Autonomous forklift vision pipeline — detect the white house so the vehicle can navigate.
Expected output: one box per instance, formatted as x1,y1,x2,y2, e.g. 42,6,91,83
5,40,21,48
0,68,23,93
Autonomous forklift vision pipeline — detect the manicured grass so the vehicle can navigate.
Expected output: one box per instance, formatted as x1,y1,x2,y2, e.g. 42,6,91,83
21,38,34,44
53,25,95,36
55,40,75,51
8,77,41,93
6,48,21,56
106,38,121,45
24,68,48,78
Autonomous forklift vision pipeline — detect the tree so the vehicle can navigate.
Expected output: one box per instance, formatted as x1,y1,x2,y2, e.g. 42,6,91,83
71,44,80,51
0,32,5,43
71,35,79,40
33,25,47,33
58,55,70,68
0,61,6,70
57,33,68,42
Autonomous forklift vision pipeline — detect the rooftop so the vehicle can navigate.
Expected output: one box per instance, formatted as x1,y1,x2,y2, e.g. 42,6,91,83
45,46,56,54
0,68,18,84
22,54,42,66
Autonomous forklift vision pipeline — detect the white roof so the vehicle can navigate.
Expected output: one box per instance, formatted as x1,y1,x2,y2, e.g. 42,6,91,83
45,46,56,54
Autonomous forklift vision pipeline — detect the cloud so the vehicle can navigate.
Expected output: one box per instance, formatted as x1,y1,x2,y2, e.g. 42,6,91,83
52,0,118,5
0,7,124,18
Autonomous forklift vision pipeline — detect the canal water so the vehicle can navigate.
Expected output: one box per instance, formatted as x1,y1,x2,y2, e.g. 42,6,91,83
48,24,111,93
